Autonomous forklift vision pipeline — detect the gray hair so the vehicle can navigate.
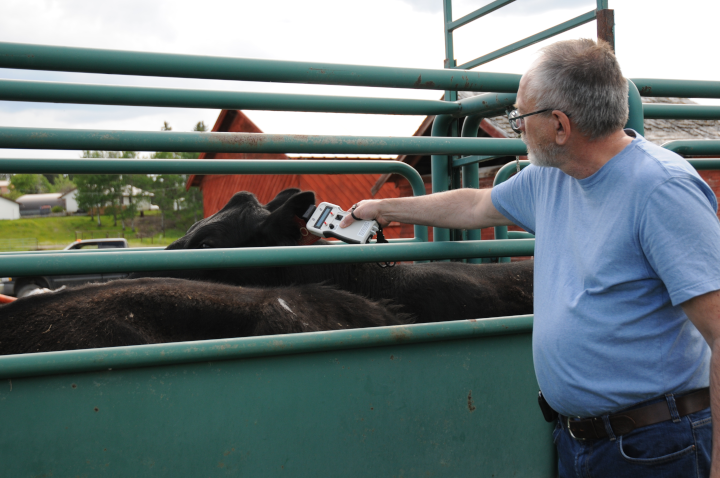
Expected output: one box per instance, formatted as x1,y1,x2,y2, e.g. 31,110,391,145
525,39,628,140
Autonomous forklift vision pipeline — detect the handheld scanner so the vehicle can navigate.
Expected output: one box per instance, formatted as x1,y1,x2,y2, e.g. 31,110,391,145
304,202,380,244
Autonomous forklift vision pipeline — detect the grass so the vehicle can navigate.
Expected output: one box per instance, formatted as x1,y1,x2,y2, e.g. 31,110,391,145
0,212,189,251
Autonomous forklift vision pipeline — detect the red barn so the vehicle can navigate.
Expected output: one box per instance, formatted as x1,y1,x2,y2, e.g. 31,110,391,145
186,110,408,238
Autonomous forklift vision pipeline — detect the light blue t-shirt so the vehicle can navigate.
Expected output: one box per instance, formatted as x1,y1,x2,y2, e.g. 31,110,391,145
492,130,720,417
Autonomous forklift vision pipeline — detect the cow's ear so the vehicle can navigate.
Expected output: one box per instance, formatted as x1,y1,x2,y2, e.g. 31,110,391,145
265,188,302,212
260,191,316,245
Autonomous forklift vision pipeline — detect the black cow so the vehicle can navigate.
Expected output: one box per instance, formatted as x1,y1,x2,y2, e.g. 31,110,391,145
131,189,534,323
0,278,411,355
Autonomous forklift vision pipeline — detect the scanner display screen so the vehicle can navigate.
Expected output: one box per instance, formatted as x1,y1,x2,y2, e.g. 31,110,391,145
314,206,332,228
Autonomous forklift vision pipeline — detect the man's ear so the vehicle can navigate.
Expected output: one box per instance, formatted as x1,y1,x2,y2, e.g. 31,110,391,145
553,110,572,146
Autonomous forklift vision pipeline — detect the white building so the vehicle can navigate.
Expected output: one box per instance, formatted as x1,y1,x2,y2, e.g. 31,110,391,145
121,186,154,211
15,193,64,216
61,189,78,213
0,196,20,220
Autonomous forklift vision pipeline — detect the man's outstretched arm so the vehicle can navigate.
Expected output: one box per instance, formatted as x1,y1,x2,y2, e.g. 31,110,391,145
338,188,514,230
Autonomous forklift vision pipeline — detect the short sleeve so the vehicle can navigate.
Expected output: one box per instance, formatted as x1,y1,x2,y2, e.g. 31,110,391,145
640,177,720,305
491,166,537,234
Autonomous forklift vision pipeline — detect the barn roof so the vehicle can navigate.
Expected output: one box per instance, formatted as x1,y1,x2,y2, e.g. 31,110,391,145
187,109,403,226
186,110,289,190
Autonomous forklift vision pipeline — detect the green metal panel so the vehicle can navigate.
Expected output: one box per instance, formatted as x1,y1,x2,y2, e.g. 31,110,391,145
0,240,536,277
643,104,720,120
0,41,522,92
0,127,529,156
630,78,720,99
0,317,554,477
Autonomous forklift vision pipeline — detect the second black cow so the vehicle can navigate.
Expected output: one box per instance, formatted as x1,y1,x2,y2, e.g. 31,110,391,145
130,189,534,323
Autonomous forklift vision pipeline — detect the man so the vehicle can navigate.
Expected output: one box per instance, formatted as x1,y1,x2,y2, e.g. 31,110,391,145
340,39,720,477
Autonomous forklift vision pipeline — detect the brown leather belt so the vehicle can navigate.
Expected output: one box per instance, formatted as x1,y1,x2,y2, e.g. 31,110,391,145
565,388,710,440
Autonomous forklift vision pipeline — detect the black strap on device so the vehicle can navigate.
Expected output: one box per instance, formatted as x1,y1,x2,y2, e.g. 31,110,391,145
375,225,395,268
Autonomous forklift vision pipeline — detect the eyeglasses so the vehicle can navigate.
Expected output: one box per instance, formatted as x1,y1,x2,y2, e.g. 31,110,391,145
506,108,570,134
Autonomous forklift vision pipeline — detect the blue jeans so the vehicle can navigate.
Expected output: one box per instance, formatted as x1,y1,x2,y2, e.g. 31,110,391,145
554,393,712,478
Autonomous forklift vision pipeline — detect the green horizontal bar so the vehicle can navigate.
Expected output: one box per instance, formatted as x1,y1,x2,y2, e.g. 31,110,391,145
662,141,720,156
0,41,522,92
0,315,533,379
0,247,164,256
687,158,720,169
452,155,506,167
0,240,536,277
0,158,426,197
0,158,429,242
630,78,720,99
643,104,720,120
507,231,535,239
446,0,516,31
0,127,529,156
455,92,516,117
0,79,460,116
456,10,596,70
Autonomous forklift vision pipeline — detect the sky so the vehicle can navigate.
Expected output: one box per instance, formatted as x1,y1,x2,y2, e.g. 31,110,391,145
0,0,716,159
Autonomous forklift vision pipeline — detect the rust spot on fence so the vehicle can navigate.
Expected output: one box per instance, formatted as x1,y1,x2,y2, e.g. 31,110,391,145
94,407,99,412
639,86,652,95
467,391,476,412
390,328,411,342
71,383,77,389
413,75,437,89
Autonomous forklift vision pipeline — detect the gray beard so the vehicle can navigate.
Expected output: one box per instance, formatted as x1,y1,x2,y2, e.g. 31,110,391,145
523,136,566,168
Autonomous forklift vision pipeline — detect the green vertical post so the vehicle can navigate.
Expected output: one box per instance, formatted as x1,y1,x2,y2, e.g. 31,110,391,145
431,115,453,245
626,79,644,135
461,114,485,264
433,0,456,248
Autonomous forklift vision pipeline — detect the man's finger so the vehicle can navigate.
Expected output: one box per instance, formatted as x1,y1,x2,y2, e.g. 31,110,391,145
340,202,366,228
339,207,359,228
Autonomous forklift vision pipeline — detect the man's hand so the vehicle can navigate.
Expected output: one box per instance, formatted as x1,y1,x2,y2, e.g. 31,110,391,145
339,200,389,229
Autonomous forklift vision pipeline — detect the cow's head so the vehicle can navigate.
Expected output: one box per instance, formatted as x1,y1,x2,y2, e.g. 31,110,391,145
167,189,315,250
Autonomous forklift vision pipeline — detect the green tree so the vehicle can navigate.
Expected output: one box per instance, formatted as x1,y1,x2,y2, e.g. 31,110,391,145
148,121,206,232
10,174,53,195
51,175,77,195
75,151,136,226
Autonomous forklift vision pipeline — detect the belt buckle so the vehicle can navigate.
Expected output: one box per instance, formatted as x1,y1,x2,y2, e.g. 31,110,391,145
565,416,586,441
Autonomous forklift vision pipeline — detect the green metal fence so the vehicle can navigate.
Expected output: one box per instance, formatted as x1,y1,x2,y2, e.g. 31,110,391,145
2,1,720,476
